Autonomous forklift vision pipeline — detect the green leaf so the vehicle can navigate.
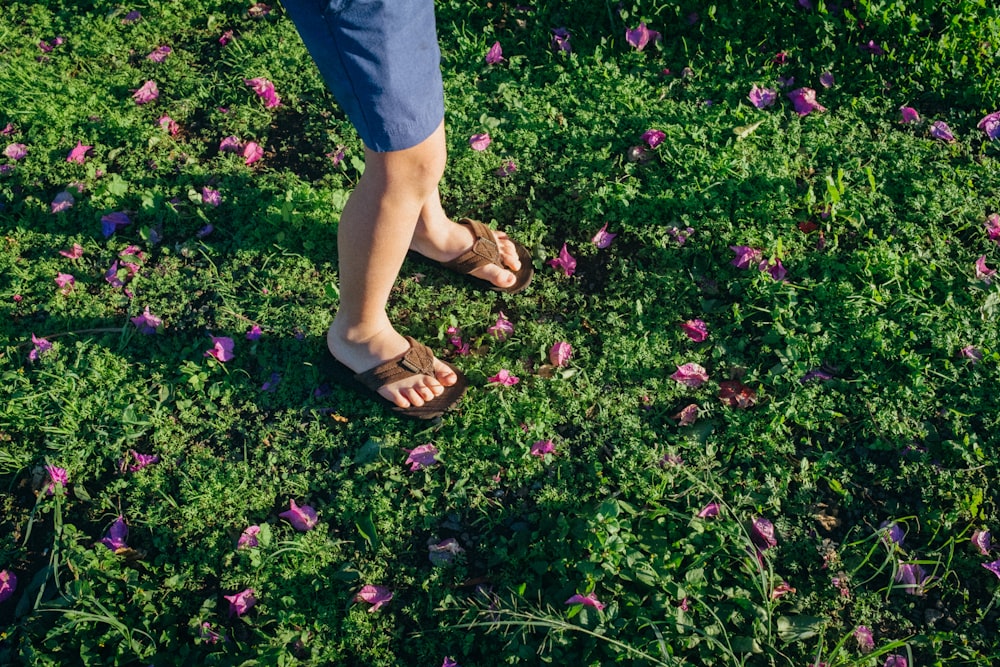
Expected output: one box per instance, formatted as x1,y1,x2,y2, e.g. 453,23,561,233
355,512,380,551
777,615,825,643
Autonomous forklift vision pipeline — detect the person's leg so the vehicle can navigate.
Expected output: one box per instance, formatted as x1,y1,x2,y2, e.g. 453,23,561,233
327,121,458,410
409,191,523,290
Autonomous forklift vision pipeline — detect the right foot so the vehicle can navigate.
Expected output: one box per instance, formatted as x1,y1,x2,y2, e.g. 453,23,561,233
327,322,458,409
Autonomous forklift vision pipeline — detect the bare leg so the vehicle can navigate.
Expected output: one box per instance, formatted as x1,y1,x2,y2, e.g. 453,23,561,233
409,189,523,289
327,122,457,410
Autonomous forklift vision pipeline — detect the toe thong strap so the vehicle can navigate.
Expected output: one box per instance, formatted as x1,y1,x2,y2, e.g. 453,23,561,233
354,337,436,392
440,219,502,274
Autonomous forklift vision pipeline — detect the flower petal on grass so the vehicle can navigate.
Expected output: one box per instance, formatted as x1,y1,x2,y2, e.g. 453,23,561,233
3,143,27,160
975,255,996,283
788,87,826,116
972,530,993,556
730,245,762,269
642,129,665,148
929,120,955,142
884,655,908,667
591,223,617,248
279,499,318,531
748,85,777,109
131,306,161,334
132,80,159,104
147,45,172,62
986,213,1000,242
469,133,491,151
899,106,920,124
51,191,75,213
530,440,555,457
697,502,720,518
977,111,1000,140
895,562,929,595
205,336,235,362
719,380,757,408
243,141,263,165
100,211,131,238
671,363,708,387
355,585,392,611
751,516,777,550
625,22,660,51
547,243,577,276
488,312,514,340
100,516,129,551
485,41,503,64
488,369,520,385
405,443,440,471
879,521,905,547
428,538,464,566
238,525,261,549
551,27,571,53
549,341,572,367
672,403,699,426
983,560,1000,579
66,141,91,164
30,334,53,362
854,625,875,653
244,77,281,108
680,319,708,342
0,570,16,603
225,588,256,616
565,592,605,610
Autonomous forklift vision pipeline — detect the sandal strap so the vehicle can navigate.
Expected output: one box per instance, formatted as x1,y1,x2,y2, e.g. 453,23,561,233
354,337,436,392
439,219,502,274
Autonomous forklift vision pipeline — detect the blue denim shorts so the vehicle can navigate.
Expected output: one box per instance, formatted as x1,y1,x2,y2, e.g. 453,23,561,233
282,0,445,152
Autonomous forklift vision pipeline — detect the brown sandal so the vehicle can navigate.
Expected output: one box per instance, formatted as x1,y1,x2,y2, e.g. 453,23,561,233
439,218,534,295
334,336,468,420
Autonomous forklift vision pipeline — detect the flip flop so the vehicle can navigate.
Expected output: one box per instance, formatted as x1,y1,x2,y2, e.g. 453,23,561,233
330,336,468,420
439,218,534,295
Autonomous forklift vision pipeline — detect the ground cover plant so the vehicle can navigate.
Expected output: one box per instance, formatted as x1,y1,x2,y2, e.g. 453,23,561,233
1,0,999,664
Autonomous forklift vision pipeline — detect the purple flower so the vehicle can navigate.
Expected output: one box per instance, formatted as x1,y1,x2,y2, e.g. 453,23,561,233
130,306,161,334
899,106,920,124
861,40,885,55
485,41,503,64
355,585,392,611
469,133,491,151
549,341,572,367
986,213,1000,242
748,85,777,109
642,129,666,148
51,191,75,214
697,502,720,518
442,658,460,667
224,588,256,616
494,160,517,177
121,449,159,472
30,334,53,362
730,245,763,269
147,45,172,63
100,211,132,238
680,319,708,342
487,312,514,341
243,141,263,165
983,560,1000,579
3,143,27,160
0,570,16,604
55,273,75,292
625,22,660,52
246,324,263,340
929,121,955,142
591,222,617,248
854,625,875,654
122,10,142,23
565,592,605,610
972,530,993,555
219,30,234,45
238,525,261,549
759,258,788,281
244,77,281,108
530,440,555,457
219,136,242,153
405,443,440,471
547,243,577,276
671,363,708,387
788,88,826,116
428,538,464,566
205,336,235,362
975,255,996,283
880,521,905,547
800,368,834,382
750,516,778,550
101,516,129,551
279,499,318,531
132,80,159,104
66,141,91,164
895,562,928,595
668,226,695,245
978,111,1000,140
961,346,983,363
261,372,281,392
819,71,835,88
201,186,222,207
488,369,520,385
884,655,908,667
672,403,699,425
551,27,571,53
200,622,224,643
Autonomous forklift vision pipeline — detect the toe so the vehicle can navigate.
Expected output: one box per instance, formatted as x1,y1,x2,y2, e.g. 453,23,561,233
494,232,522,272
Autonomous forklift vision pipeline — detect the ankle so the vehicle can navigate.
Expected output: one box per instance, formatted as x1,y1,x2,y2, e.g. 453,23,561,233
328,314,392,347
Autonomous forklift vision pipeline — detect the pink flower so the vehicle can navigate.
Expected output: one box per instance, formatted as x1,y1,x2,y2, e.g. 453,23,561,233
642,129,666,148
494,160,517,177
986,214,1000,242
44,465,68,494
977,111,1000,140
66,141,91,164
219,136,242,153
485,41,503,64
442,658,460,667
100,516,129,551
147,45,172,63
929,121,955,142
200,622,224,643
120,449,159,472
59,243,83,259
672,403,699,426
549,341,572,367
244,77,281,108
405,443,440,471
158,115,179,136
819,71,835,88
246,324,263,340
961,346,983,363
243,141,263,165
201,186,222,207
238,525,261,549
787,88,826,116
854,625,875,654
680,319,708,342
3,143,27,160
51,191,75,213
625,22,660,51
530,440,555,457
759,258,787,281
55,273,75,292
697,502,719,518
0,570,16,604
748,85,777,109
131,306,161,334
983,560,1000,579
565,592,605,611
895,562,929,595
551,27,571,53
488,369,520,385
671,363,708,387
279,499,318,531
547,243,577,276
224,588,257,616
972,530,993,556
884,656,908,667
355,585,392,611
488,312,514,341
205,336,235,362
29,334,53,362
730,245,763,269
975,255,996,283
899,106,920,124
770,582,796,599
219,30,234,46
428,538,464,566
861,40,885,55
591,223,617,248
469,133,491,151
132,80,159,104
751,516,778,550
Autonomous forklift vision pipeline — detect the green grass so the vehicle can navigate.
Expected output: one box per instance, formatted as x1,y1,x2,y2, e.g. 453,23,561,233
1,0,999,665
